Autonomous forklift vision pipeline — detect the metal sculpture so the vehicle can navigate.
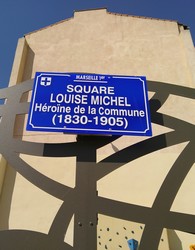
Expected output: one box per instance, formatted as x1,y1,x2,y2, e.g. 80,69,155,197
0,79,194,249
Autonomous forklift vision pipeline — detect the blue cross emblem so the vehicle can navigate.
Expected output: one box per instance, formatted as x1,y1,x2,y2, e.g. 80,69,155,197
40,77,52,86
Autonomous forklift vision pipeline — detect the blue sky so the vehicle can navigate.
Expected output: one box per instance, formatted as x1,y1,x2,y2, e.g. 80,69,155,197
0,0,194,88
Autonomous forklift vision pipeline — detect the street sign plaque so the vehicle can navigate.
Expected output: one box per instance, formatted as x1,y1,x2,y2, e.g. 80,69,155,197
27,72,152,136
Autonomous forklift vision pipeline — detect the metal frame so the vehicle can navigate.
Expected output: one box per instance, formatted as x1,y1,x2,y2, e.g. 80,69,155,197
0,79,194,249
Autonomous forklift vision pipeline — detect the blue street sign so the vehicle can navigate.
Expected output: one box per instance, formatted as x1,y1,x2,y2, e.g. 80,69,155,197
26,72,152,136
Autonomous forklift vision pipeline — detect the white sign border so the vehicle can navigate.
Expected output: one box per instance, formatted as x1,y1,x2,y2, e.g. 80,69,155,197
28,73,151,135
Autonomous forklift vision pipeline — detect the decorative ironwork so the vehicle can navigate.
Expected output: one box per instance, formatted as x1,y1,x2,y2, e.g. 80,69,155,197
0,79,194,249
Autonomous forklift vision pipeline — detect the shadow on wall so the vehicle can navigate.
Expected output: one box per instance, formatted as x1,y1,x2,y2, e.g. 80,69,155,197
0,164,16,230
13,45,35,139
0,78,195,249
22,45,35,82
167,229,183,250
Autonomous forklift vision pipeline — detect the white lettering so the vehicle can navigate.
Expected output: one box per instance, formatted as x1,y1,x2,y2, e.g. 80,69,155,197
50,93,88,104
66,85,115,95
98,107,145,117
91,96,131,106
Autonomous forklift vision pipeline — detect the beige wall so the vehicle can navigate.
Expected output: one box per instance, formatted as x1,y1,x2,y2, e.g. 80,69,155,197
0,9,195,250
23,9,195,87
0,155,6,196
